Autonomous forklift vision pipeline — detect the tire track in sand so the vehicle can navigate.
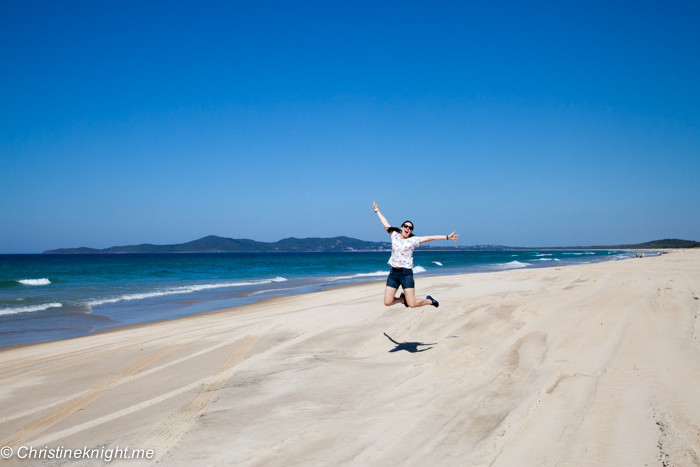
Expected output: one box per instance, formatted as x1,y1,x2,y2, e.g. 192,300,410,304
0,340,190,447
0,341,160,387
142,334,261,462
0,341,120,374
0,326,231,387
25,313,352,448
0,333,243,426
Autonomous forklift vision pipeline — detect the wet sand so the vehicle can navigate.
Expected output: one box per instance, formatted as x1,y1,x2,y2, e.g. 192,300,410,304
1,250,699,466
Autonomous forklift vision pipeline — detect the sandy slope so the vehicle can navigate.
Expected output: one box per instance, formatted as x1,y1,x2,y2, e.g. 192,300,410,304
1,250,699,466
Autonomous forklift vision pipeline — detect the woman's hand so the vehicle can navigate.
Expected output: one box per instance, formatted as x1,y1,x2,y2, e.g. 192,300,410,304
373,201,391,230
419,231,460,244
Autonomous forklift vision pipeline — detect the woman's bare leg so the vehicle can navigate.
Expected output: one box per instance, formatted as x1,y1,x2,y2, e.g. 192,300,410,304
402,288,432,308
384,286,405,306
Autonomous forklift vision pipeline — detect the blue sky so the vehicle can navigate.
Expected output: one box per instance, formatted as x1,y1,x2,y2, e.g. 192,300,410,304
1,1,698,253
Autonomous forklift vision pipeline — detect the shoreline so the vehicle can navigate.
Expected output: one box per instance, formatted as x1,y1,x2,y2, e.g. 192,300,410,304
0,250,648,350
0,250,698,465
0,280,383,354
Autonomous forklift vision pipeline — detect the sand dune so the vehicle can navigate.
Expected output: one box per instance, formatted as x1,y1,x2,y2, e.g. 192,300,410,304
1,250,699,466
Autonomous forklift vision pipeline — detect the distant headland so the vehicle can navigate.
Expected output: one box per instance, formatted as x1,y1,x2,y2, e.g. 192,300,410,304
41,236,699,254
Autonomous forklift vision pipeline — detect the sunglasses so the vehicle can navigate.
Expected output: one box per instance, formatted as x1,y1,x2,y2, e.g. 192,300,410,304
401,224,414,231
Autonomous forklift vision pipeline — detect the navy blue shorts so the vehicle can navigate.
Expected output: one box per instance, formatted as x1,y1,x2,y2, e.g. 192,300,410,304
386,267,415,290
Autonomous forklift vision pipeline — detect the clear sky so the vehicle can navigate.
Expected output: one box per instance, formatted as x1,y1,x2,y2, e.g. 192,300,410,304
1,1,699,253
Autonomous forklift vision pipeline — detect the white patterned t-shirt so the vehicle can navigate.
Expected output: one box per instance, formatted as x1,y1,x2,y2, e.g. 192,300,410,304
388,231,422,268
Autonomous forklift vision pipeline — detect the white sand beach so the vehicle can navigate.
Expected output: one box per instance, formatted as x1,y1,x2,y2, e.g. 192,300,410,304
1,250,699,466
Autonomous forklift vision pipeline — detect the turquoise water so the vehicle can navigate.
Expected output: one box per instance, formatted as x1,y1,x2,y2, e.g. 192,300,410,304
0,250,639,347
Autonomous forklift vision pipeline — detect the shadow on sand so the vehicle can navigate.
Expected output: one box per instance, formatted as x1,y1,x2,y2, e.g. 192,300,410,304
384,333,436,353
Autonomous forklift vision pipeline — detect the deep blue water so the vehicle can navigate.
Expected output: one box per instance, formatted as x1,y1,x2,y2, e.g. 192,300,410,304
0,250,640,347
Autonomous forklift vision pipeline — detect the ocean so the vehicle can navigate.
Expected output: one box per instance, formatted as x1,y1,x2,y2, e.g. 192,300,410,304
0,250,642,347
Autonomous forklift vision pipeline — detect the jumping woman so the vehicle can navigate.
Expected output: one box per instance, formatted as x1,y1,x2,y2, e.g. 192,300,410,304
373,201,459,308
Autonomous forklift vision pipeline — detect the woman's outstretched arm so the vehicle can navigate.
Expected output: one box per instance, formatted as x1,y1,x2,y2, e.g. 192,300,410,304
418,231,460,244
372,201,391,231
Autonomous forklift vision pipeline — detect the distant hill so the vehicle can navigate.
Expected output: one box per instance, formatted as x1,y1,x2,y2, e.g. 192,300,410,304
430,238,700,251
42,235,391,254
42,236,699,254
575,239,700,249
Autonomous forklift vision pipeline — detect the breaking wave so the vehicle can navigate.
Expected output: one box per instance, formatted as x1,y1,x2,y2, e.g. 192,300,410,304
330,264,427,282
497,261,530,269
329,271,388,281
86,277,287,306
17,278,51,286
0,302,63,316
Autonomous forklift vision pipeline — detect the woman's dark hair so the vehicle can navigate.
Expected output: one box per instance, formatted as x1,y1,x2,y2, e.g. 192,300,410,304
387,220,415,237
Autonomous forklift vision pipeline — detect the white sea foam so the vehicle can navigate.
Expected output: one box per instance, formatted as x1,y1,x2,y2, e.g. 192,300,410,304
86,277,287,307
538,258,553,261
432,261,443,266
330,265,426,282
0,302,62,316
329,271,388,281
534,253,552,257
554,258,560,261
497,261,530,269
18,278,51,286
249,286,299,296
563,252,596,255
